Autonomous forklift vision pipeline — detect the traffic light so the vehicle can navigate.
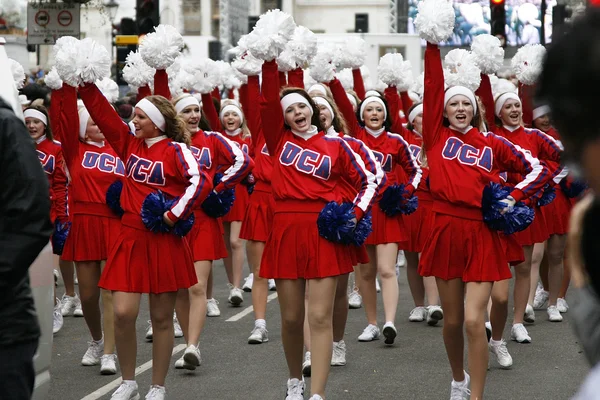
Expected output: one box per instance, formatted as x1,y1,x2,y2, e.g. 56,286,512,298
490,0,506,46
136,0,159,35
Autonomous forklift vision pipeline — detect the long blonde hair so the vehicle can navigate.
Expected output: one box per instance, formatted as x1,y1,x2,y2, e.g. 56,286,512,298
146,95,191,146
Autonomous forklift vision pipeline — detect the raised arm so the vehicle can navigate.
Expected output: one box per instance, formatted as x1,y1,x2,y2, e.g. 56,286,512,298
475,73,495,130
137,85,152,102
49,87,64,141
152,70,171,100
246,75,263,144
259,60,286,156
279,71,288,88
352,68,366,100
384,86,406,134
287,68,304,89
211,132,255,191
423,43,445,147
201,92,222,133
239,83,249,115
55,84,80,167
519,83,534,127
78,83,132,160
52,147,69,223
329,77,362,137
400,91,413,119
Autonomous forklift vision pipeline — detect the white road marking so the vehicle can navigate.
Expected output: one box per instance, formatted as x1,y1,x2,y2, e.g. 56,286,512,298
226,293,278,322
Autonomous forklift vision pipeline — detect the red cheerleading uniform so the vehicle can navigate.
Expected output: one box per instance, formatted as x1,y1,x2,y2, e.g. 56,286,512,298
259,60,380,279
330,78,423,246
239,75,277,243
51,84,124,262
79,83,212,294
35,136,68,225
418,43,549,282
188,129,253,261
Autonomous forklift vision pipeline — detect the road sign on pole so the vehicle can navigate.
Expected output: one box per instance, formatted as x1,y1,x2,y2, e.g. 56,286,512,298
27,3,81,45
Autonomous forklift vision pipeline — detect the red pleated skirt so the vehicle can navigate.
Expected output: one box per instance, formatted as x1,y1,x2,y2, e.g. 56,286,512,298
514,206,549,246
350,245,369,265
223,185,250,222
99,213,198,294
401,199,433,253
62,214,121,261
364,203,407,246
239,189,275,242
500,233,525,266
419,212,512,282
186,209,228,262
259,211,354,279
541,189,571,236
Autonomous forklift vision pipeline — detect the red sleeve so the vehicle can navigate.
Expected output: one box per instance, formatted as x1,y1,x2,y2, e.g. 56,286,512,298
400,91,413,118
330,78,362,138
259,60,286,156
227,89,235,99
137,85,152,102
352,68,366,100
49,87,64,141
239,83,249,115
246,75,263,143
532,129,563,163
475,74,495,129
78,83,132,160
519,83,534,128
287,68,304,89
56,84,80,168
384,86,405,134
153,69,171,100
211,133,255,192
279,71,288,88
201,92,222,133
211,88,221,108
52,147,69,222
422,43,445,147
394,135,423,194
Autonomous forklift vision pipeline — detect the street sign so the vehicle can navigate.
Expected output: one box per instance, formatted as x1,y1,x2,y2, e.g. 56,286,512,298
27,3,80,45
115,35,139,46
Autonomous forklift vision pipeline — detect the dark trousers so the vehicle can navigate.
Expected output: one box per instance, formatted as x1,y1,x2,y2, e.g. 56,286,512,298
0,340,38,400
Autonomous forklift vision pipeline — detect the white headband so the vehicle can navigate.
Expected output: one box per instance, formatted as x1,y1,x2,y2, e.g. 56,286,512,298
347,93,358,108
220,104,244,124
308,84,327,96
313,96,335,122
280,93,313,118
408,104,424,124
23,109,47,126
359,96,387,121
136,98,166,132
495,92,521,117
78,107,91,139
444,86,477,115
532,105,551,120
365,90,381,98
175,96,201,114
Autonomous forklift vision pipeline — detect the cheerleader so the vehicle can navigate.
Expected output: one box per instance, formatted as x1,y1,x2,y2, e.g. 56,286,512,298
259,59,379,400
329,76,422,345
78,83,212,400
51,83,121,374
171,93,253,369
420,42,549,399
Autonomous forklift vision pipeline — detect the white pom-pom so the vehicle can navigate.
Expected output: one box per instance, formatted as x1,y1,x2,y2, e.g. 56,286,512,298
233,68,248,85
232,52,264,76
96,78,119,103
52,36,79,59
55,38,111,86
309,52,335,83
492,77,517,98
335,37,367,69
471,34,504,75
336,69,354,90
287,26,318,68
245,9,296,61
377,53,414,91
191,59,219,94
511,44,546,85
213,61,240,90
412,72,425,96
443,49,481,91
9,59,25,89
444,49,475,71
54,39,81,86
304,69,317,89
414,0,456,44
277,50,296,72
45,68,63,90
123,51,156,89
139,24,184,69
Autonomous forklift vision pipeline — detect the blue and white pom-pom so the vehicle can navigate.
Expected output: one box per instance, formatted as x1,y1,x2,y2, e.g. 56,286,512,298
141,191,173,233
106,180,124,217
414,0,456,44
51,220,71,256
242,173,256,195
139,24,184,70
537,184,556,207
170,210,195,237
201,189,236,218
352,211,372,246
379,184,418,217
317,202,357,244
482,182,534,234
560,179,588,198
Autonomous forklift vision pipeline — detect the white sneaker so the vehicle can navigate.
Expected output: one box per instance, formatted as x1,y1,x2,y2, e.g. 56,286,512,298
74,274,79,285
248,326,269,344
60,294,81,316
145,321,153,341
81,337,104,366
183,344,201,370
557,298,569,313
111,381,140,400
173,314,183,338
396,250,406,268
376,278,381,293
358,324,380,342
348,289,363,309
174,355,185,369
268,279,277,291
409,306,426,322
426,305,444,326
382,322,397,345
489,339,513,369
100,354,118,375
285,377,305,400
228,284,244,306
53,299,63,334
53,269,59,287
74,300,84,317
145,385,165,400
533,285,549,309
206,298,221,317
511,323,531,343
450,372,471,400
302,352,311,377
331,340,347,366
547,305,563,322
309,396,324,400
243,273,254,292
524,303,536,323
485,322,492,342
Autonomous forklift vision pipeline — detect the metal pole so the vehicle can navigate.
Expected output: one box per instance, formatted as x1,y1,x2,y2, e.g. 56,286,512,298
541,0,546,45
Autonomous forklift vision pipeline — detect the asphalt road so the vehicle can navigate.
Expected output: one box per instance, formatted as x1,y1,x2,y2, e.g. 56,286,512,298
49,260,589,400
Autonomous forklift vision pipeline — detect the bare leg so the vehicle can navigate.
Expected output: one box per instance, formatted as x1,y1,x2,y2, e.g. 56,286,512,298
174,289,190,340
436,278,466,382
359,246,378,325
59,258,76,296
303,287,310,351
559,247,571,299
75,261,103,341
206,268,214,300
148,292,178,386
229,221,245,288
546,234,567,307
100,261,115,355
353,265,362,292
112,292,142,381
489,279,509,341
513,245,533,324
539,249,550,291
223,222,234,285
424,277,440,306
377,243,399,324
405,251,425,307
528,242,546,305
333,274,349,342
180,261,212,345
276,279,306,380
248,241,268,320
